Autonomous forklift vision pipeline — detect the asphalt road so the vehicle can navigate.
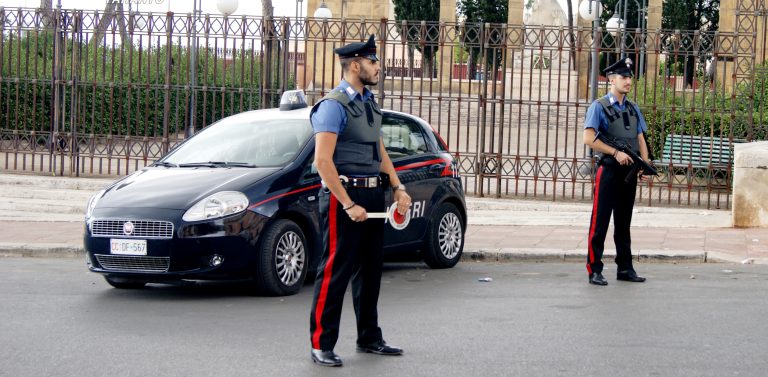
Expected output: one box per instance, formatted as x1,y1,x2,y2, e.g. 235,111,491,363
2,258,768,377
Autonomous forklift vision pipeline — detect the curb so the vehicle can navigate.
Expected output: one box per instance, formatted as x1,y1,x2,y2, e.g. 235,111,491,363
3,244,763,265
460,248,711,264
0,243,84,258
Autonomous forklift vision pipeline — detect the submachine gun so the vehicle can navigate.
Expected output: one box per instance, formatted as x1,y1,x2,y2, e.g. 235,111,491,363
593,132,658,183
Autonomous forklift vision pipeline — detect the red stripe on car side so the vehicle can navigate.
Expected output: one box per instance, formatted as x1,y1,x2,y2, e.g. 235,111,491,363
312,194,339,349
248,184,322,210
395,158,446,172
587,166,603,274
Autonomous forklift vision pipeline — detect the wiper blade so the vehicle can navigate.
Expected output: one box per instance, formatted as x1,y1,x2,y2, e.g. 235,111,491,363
218,161,258,168
178,161,257,168
152,161,178,167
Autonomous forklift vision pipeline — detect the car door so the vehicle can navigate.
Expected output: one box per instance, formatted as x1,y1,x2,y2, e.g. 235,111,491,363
381,113,442,246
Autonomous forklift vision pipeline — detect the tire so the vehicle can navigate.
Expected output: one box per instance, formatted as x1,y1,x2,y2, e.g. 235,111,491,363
423,202,464,269
104,275,147,289
255,219,309,296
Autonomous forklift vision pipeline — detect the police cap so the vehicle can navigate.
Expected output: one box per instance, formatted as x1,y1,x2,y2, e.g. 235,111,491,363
604,57,634,77
334,34,379,61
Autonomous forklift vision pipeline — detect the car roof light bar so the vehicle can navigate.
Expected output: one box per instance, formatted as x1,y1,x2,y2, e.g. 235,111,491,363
279,90,309,111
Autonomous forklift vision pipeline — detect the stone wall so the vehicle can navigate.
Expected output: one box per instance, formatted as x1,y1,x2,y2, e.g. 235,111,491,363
732,141,768,227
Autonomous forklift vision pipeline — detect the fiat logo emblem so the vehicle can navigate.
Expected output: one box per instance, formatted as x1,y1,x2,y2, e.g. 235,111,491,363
123,221,135,236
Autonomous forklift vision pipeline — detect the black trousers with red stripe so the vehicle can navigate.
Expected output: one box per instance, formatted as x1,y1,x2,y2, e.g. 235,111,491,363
587,160,638,275
309,186,386,351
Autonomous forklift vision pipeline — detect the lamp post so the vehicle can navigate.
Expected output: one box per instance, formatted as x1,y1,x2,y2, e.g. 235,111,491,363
187,0,238,138
295,0,304,20
187,0,202,138
605,0,647,75
578,0,602,101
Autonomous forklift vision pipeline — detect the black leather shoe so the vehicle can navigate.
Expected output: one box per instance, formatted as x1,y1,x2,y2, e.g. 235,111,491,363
356,340,403,356
589,272,608,286
617,270,646,282
311,349,343,367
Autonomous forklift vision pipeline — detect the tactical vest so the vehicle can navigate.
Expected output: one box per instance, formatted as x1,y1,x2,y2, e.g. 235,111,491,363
311,88,383,176
595,97,640,160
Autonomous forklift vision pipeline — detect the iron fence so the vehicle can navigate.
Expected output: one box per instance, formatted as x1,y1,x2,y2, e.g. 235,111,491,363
0,7,764,209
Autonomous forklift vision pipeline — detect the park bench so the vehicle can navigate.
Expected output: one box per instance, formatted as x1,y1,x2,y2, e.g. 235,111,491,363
654,134,744,188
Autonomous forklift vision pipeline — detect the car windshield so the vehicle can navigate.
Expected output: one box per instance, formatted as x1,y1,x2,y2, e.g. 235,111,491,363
162,118,313,167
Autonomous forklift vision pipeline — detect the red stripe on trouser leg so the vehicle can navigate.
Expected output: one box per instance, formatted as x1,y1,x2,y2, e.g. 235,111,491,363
312,195,338,349
587,165,604,274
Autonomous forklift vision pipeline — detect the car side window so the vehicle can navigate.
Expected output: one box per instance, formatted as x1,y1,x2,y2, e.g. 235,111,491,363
381,116,430,159
301,155,319,181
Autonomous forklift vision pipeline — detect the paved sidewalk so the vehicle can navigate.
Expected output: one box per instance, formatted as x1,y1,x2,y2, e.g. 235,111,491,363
0,173,766,264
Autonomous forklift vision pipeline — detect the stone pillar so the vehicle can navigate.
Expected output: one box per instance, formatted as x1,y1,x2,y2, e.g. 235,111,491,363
644,0,662,78
717,0,738,91
732,141,768,227
507,0,524,25
576,12,592,100
303,0,391,96
438,0,457,91
503,0,525,96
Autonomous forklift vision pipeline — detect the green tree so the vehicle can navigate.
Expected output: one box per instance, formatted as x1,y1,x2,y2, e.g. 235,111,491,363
457,0,508,80
662,0,719,88
392,0,441,78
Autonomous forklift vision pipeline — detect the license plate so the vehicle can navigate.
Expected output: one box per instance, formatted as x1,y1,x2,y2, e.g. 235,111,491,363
110,239,147,255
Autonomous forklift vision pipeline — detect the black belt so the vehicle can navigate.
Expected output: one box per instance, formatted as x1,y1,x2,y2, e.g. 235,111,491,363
340,175,381,188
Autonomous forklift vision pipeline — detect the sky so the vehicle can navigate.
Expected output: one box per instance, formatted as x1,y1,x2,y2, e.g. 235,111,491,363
3,0,308,18
3,0,576,20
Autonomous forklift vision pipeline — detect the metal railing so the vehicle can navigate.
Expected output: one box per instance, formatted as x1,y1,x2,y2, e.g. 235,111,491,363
0,7,763,209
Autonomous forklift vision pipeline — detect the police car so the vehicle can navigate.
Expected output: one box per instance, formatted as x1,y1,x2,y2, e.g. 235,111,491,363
83,90,466,296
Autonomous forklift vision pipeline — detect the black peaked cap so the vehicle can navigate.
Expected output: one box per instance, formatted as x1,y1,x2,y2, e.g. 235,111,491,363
334,34,379,61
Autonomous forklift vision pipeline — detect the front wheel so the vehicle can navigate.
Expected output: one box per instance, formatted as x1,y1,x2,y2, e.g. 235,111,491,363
423,202,464,269
103,275,147,289
255,219,309,296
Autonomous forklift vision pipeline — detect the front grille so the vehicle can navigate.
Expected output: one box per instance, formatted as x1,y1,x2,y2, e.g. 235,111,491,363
95,254,170,272
91,220,174,239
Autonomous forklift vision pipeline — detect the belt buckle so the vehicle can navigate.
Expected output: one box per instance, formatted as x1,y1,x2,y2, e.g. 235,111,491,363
367,176,377,188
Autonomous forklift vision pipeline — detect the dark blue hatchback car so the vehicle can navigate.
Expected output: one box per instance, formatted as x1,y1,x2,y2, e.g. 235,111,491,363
84,91,466,296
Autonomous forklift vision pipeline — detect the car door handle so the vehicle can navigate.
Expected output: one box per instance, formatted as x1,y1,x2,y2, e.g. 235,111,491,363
430,164,445,172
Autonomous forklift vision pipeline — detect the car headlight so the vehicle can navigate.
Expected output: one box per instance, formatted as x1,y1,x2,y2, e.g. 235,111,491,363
182,191,249,222
85,189,106,219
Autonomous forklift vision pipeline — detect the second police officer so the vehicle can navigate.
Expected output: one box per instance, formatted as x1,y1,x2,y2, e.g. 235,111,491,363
583,58,650,286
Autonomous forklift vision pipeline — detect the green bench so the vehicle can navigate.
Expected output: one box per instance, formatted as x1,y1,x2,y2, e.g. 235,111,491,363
654,134,743,187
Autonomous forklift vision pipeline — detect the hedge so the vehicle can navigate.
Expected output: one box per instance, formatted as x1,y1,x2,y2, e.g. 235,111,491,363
1,33,293,137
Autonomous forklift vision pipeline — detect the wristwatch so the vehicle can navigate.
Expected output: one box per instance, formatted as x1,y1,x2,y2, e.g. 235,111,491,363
392,184,407,192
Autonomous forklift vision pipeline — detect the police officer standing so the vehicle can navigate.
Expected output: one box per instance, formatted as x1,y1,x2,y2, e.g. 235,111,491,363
308,35,411,367
583,58,650,286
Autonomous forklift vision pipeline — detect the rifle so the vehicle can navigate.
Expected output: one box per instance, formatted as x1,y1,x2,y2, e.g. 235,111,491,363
593,131,658,183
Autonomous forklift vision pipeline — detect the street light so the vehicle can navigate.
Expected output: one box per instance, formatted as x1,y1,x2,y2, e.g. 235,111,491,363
578,0,601,21
606,0,647,75
579,0,602,101
313,1,332,19
605,11,624,37
216,0,238,17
